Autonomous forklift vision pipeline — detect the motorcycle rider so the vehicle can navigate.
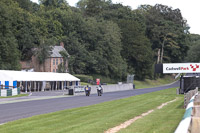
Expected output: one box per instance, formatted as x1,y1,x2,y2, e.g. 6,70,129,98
84,85,91,96
97,85,103,96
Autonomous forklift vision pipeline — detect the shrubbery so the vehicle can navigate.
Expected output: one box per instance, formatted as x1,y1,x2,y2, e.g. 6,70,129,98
74,74,93,83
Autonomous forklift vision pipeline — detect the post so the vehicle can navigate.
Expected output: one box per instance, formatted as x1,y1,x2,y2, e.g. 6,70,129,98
180,74,184,94
52,82,54,90
50,82,52,91
20,81,22,91
37,82,40,92
56,81,57,90
34,82,36,92
64,81,66,90
42,81,46,91
29,82,32,92
25,81,27,93
61,81,64,90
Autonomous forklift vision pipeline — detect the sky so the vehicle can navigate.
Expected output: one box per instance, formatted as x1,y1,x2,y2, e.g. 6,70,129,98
31,0,200,35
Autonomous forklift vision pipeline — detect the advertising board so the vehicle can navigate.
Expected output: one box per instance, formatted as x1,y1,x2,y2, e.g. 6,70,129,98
74,86,85,93
163,63,200,73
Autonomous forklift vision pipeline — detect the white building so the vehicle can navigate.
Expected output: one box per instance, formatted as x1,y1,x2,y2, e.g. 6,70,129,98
0,70,80,92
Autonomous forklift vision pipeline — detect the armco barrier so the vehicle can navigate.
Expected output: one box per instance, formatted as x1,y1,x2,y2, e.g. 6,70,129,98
175,92,198,133
184,87,198,108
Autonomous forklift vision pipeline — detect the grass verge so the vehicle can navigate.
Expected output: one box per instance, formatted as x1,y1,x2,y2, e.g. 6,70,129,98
81,75,176,89
119,97,184,133
134,75,176,89
0,94,28,98
0,88,184,133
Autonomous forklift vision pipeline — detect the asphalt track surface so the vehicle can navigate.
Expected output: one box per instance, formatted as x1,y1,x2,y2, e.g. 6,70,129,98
0,81,179,124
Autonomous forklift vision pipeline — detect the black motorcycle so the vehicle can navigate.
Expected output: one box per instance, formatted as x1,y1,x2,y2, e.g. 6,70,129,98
97,89,103,96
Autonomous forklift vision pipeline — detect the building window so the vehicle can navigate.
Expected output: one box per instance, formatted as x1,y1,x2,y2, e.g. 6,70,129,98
60,58,62,63
53,59,55,65
53,69,55,72
56,59,58,65
56,69,58,72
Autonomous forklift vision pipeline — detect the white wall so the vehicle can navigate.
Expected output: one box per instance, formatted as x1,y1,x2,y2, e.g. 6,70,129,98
74,83,133,96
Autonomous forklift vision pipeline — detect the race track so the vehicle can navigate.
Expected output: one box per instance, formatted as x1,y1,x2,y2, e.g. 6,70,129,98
0,81,179,124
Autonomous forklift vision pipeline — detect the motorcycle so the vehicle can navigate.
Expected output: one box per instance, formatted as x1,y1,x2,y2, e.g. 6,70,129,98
85,86,91,96
85,90,90,96
97,86,103,96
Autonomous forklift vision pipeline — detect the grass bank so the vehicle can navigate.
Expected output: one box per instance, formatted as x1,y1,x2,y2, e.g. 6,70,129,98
81,75,176,89
134,75,176,89
0,87,184,133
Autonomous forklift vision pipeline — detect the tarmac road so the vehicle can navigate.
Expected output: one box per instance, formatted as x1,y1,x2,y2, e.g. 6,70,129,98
0,81,179,124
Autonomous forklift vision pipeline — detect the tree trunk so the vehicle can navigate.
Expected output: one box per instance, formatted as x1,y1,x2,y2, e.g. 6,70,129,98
43,60,45,72
157,49,161,64
161,46,164,63
160,38,166,63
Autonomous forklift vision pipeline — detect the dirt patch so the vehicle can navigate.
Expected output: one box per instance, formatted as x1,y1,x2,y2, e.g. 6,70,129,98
105,98,178,133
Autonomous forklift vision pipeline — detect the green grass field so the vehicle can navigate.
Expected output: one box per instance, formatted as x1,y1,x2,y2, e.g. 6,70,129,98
0,87,184,133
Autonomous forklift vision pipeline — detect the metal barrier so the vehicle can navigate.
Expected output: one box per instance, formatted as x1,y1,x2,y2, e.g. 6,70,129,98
175,92,198,133
184,87,198,108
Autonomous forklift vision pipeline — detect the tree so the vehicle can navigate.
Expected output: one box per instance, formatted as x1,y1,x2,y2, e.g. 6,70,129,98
39,0,69,8
118,18,153,80
36,38,54,71
0,0,21,70
77,0,110,17
188,34,200,46
186,44,200,62
0,0,192,82
91,20,127,80
61,16,127,80
58,50,69,73
98,3,153,79
145,4,189,63
0,33,21,70
186,34,200,62
14,12,39,60
14,0,39,13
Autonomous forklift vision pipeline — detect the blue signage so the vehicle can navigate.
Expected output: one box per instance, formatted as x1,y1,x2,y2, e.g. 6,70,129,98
5,81,9,89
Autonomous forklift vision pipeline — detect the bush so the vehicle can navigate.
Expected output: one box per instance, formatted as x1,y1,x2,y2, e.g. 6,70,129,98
91,75,120,84
74,74,124,84
74,74,93,83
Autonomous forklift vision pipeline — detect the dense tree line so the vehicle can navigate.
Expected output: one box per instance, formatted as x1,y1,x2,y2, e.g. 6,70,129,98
186,34,200,62
0,0,194,81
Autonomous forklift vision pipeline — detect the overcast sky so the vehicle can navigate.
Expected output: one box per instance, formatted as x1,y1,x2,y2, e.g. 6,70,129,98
31,0,200,35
